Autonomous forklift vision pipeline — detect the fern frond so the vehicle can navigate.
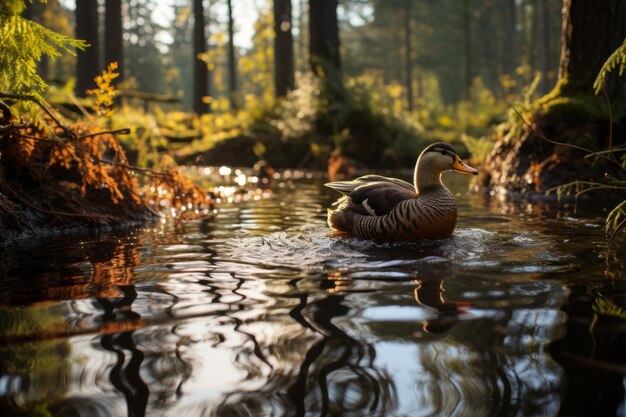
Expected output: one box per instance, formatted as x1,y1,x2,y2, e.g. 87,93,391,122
607,199,626,232
0,13,88,101
594,38,626,94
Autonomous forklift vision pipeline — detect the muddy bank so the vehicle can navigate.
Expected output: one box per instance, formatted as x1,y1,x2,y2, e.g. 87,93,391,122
478,111,626,203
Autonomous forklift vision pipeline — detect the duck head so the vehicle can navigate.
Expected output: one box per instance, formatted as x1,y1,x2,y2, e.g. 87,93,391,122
414,142,478,191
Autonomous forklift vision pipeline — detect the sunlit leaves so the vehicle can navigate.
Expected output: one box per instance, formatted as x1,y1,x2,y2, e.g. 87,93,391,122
87,62,120,116
0,11,88,101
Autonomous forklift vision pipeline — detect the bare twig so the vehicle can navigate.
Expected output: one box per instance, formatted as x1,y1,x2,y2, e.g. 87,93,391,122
0,92,76,140
92,157,171,178
76,128,131,141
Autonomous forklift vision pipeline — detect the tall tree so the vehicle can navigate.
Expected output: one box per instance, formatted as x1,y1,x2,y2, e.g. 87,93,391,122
404,0,413,111
193,0,209,114
226,0,238,108
274,0,295,96
75,0,99,97
309,0,340,74
534,0,550,94
297,0,307,73
463,0,471,100
559,0,626,98
502,0,517,75
105,0,123,82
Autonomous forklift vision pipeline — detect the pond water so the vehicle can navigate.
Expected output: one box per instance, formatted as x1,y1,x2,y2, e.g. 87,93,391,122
1,171,626,417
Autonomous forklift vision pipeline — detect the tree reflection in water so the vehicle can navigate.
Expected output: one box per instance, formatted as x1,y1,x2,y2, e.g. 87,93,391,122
0,184,578,417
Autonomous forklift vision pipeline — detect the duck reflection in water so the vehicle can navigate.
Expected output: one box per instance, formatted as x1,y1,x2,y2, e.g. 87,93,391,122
413,277,474,334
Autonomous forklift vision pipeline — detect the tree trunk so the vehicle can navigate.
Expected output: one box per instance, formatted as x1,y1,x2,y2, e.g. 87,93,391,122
481,0,626,197
193,0,209,114
463,0,471,101
502,0,517,75
404,0,413,112
559,0,626,97
298,0,307,73
274,0,295,97
226,0,238,108
309,0,340,75
75,0,99,97
534,0,550,94
105,0,123,82
481,1,498,91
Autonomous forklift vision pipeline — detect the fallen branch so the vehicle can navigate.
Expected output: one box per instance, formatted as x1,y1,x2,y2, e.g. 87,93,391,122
0,92,75,140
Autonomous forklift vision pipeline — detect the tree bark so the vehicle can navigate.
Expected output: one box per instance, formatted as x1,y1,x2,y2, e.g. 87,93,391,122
193,0,209,114
298,0,307,73
404,0,413,112
559,0,626,97
481,1,498,91
75,0,99,97
105,0,123,82
534,0,550,94
463,0,471,100
274,0,295,97
309,0,340,75
226,0,238,108
502,0,517,75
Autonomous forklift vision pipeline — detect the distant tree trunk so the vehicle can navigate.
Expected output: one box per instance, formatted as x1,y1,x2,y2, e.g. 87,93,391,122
404,0,413,112
298,0,307,73
193,0,209,114
309,0,340,75
559,0,626,98
226,0,238,108
105,0,123,82
482,1,498,90
534,0,550,94
76,0,99,97
274,0,295,97
502,0,517,75
416,70,423,100
463,0,471,100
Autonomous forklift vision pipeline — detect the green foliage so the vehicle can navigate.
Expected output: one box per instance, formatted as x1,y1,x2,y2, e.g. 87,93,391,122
305,66,426,167
594,37,626,94
0,2,87,101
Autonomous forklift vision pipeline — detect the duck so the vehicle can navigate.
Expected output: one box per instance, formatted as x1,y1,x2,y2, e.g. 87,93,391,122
325,142,478,241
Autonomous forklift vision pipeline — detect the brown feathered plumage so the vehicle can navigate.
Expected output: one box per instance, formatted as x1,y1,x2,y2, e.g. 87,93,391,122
325,143,478,241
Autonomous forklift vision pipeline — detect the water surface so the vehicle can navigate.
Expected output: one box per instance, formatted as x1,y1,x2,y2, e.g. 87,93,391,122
1,172,625,417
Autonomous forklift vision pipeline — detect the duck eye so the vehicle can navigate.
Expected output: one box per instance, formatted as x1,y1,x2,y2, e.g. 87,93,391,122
441,150,448,156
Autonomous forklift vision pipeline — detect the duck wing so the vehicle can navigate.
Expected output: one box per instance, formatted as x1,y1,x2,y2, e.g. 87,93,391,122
325,175,417,216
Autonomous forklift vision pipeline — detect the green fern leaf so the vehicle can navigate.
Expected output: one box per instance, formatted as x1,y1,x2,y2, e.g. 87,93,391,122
594,38,626,94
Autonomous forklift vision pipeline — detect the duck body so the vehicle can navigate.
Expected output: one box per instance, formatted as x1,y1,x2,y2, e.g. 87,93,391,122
326,143,478,242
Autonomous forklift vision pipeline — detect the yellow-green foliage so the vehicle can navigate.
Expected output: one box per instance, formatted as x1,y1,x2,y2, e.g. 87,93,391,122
0,0,87,101
535,77,607,123
87,62,120,116
108,105,169,167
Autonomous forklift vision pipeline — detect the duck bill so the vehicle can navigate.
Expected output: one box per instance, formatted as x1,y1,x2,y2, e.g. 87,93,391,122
451,157,478,175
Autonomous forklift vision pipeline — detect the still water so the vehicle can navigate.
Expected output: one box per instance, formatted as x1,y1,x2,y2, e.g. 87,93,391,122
1,171,625,417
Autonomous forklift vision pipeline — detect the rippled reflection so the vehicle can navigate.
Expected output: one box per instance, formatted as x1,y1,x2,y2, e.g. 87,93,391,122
0,175,625,417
